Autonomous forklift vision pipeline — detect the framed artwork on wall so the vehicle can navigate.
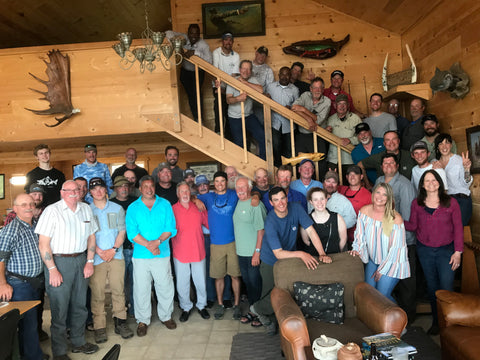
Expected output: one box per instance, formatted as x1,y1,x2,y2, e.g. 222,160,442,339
0,174,4,200
186,161,221,182
202,1,265,39
466,125,480,174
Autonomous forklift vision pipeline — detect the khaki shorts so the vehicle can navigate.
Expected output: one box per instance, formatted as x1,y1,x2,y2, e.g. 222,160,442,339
210,242,241,278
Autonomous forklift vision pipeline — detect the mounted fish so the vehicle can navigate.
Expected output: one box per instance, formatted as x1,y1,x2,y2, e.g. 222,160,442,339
282,152,325,166
429,62,470,99
382,44,417,91
25,49,80,127
282,35,350,60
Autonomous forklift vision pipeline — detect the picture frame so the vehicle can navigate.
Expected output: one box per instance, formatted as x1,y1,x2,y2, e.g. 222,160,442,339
0,174,4,200
186,161,221,182
466,125,480,174
202,1,265,39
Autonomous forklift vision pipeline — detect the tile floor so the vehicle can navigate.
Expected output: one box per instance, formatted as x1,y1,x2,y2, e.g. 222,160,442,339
39,299,439,360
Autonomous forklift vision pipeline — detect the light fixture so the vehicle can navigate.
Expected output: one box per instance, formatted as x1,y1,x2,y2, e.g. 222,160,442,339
112,0,183,73
10,176,26,186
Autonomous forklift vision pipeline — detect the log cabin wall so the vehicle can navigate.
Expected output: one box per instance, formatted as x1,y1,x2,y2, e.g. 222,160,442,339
171,0,403,124
402,0,480,241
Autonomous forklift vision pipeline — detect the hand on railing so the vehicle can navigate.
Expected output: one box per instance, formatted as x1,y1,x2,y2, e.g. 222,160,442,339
341,138,351,146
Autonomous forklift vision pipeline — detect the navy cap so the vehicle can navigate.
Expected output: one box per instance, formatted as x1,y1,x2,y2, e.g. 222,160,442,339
89,177,106,189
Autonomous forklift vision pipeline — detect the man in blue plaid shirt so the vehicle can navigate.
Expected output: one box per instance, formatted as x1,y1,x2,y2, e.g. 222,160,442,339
0,193,46,360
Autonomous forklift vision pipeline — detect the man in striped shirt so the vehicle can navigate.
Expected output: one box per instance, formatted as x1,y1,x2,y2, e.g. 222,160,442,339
0,193,47,360
36,180,99,360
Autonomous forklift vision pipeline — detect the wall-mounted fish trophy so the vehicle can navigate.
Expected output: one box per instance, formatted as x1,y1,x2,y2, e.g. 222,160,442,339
282,35,349,60
382,44,417,91
25,49,80,127
430,62,470,99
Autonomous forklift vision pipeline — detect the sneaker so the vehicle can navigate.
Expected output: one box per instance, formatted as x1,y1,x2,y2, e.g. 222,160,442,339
214,304,225,320
197,308,210,320
114,317,134,339
232,305,241,320
161,318,177,330
94,328,107,344
137,322,148,337
71,342,99,354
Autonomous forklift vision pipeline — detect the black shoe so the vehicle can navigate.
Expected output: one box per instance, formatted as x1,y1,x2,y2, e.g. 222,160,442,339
198,308,210,319
71,342,99,354
223,299,233,308
179,309,191,322
206,300,215,309
42,354,50,360
38,329,49,342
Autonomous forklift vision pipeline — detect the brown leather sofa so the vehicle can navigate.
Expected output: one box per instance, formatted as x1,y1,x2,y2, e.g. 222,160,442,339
436,290,480,360
271,252,407,360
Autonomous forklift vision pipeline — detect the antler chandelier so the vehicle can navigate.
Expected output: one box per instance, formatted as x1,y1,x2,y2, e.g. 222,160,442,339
112,0,183,73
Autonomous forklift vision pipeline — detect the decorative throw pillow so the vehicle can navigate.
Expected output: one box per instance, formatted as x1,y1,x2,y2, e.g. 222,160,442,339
293,281,345,324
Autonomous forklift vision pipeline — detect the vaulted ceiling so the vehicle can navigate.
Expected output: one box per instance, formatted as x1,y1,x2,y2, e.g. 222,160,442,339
0,0,441,49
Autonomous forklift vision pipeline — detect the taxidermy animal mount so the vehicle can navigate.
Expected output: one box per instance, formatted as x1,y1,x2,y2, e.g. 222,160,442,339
25,49,80,127
430,62,470,99
282,35,349,59
382,44,417,91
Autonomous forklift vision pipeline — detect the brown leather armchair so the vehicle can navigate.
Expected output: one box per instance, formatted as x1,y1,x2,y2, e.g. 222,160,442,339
436,290,480,360
271,253,407,360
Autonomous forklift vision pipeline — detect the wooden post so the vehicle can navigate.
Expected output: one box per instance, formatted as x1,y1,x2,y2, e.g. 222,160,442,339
313,134,319,180
241,101,248,164
216,77,225,150
337,145,343,185
263,104,275,180
170,62,181,132
195,64,203,138
290,120,296,180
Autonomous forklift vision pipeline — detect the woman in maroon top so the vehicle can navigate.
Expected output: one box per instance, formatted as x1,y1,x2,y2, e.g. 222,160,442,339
404,170,463,335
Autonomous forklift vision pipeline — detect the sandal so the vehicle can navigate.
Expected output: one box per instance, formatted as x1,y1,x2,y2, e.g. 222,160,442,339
240,312,255,324
251,316,262,328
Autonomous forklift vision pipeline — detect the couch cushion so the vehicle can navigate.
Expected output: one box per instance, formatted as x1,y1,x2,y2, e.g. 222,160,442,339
436,290,480,327
274,252,364,318
441,325,480,360
307,317,372,346
293,282,344,324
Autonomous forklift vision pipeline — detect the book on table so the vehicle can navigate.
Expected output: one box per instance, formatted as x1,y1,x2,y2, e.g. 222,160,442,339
362,332,417,359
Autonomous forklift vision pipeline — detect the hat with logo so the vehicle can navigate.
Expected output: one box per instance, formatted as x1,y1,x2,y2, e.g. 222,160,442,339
346,165,362,175
27,184,45,194
355,122,370,135
184,168,196,179
112,176,130,188
324,170,339,183
410,140,428,153
331,70,344,78
84,144,97,152
195,175,209,186
222,32,234,40
299,159,314,168
257,46,268,56
421,114,438,124
89,177,107,189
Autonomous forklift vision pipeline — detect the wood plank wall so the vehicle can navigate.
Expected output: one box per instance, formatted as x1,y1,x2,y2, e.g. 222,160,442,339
171,0,403,124
402,0,480,241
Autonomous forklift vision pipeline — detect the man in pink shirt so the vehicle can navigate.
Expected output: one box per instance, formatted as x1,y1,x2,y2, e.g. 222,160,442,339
172,182,211,322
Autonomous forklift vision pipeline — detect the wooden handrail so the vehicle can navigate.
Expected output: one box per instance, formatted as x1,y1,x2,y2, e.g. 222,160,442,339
186,56,354,154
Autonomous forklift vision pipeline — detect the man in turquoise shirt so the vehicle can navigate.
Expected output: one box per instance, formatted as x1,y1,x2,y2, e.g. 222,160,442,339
126,175,177,336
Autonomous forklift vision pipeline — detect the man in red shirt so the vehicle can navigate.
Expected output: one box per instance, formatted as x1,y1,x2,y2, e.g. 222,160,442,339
172,182,211,322
337,165,371,247
323,70,365,118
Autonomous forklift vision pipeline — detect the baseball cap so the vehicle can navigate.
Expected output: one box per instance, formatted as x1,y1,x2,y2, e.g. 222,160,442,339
335,94,349,103
213,171,228,181
256,46,268,56
184,169,196,179
84,144,97,152
222,32,234,40
299,159,314,167
112,176,130,188
195,175,209,186
346,165,362,175
355,122,370,135
324,170,339,183
410,140,428,153
27,184,45,194
157,162,170,172
331,70,344,78
89,177,106,189
421,114,438,124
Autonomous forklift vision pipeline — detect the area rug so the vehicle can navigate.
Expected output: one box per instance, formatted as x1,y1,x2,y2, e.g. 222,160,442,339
230,332,282,360
230,326,441,360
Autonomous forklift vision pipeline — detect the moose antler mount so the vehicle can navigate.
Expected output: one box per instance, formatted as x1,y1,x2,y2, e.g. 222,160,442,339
25,49,80,127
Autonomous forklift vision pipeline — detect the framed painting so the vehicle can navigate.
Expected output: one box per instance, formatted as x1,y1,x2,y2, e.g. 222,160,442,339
466,125,480,174
186,161,221,182
0,174,4,200
202,1,265,39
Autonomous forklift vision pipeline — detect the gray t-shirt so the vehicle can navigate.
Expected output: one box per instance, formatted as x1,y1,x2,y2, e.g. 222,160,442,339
226,76,261,118
363,112,397,138
293,92,331,134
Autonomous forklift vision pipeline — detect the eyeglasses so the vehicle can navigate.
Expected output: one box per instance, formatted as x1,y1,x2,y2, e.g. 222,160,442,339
61,188,79,192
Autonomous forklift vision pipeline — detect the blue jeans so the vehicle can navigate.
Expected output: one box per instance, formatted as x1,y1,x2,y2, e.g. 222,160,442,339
229,114,266,159
238,256,262,305
365,259,399,302
7,277,43,360
123,248,134,315
416,242,455,326
204,234,231,302
451,194,472,226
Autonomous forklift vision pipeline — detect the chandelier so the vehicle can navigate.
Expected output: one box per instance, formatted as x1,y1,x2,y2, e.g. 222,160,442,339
112,0,183,73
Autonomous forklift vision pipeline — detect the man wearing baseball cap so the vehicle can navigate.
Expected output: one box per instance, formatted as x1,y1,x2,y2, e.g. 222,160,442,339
323,70,362,117
351,122,385,184
73,144,113,204
290,159,323,202
252,46,274,125
410,140,448,193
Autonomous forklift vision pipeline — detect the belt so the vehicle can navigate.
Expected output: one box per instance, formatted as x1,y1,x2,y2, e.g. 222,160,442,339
53,252,85,257
451,193,470,199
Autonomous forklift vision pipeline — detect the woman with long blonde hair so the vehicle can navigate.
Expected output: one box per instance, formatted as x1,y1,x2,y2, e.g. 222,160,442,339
350,183,410,301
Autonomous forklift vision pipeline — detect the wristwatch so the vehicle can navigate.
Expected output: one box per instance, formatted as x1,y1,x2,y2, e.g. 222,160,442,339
112,247,119,252
255,248,261,253
87,259,94,263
